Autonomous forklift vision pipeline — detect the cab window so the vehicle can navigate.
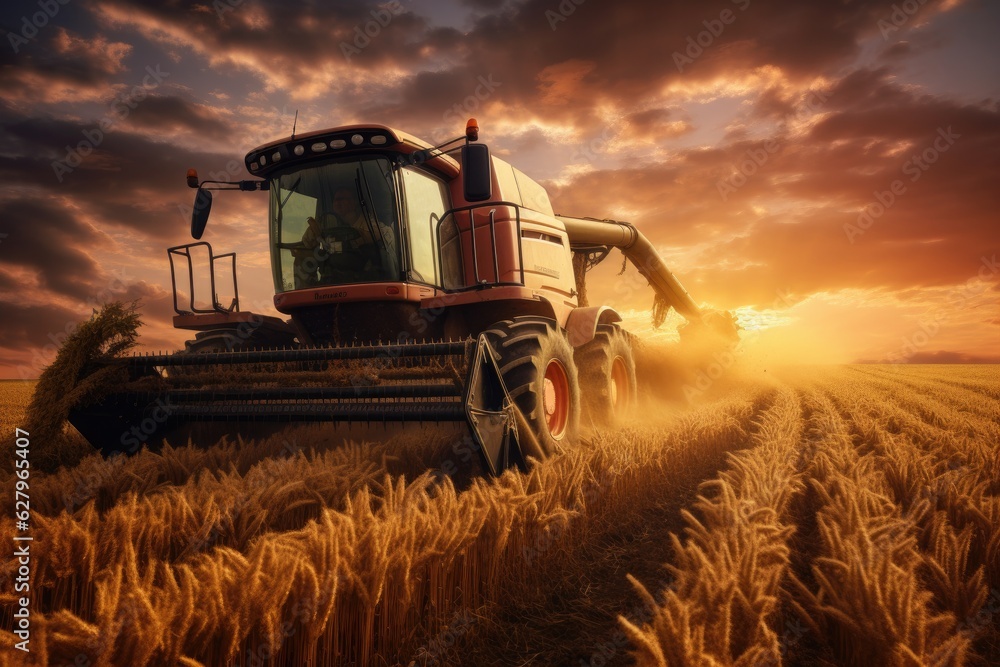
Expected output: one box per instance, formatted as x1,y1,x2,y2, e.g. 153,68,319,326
401,167,449,286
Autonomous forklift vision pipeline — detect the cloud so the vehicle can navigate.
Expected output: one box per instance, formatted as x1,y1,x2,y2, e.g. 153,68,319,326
121,95,233,137
0,102,261,238
92,0,440,99
0,0,995,376
0,299,85,353
1,28,132,105
0,199,106,300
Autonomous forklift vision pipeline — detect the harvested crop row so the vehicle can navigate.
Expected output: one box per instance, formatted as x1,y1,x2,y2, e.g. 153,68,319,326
850,366,1000,423
816,375,1000,632
822,371,999,492
621,387,805,666
787,390,971,666
449,382,780,665
864,362,1000,391
842,390,999,662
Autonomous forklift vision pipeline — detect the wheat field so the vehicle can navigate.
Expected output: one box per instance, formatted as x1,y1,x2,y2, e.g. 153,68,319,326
1,364,998,666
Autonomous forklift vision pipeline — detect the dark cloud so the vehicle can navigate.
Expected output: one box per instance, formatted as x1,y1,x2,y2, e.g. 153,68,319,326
0,299,85,352
93,0,438,73
0,104,250,239
122,95,233,137
0,27,131,103
752,87,797,120
0,199,104,299
461,0,508,9
81,0,937,130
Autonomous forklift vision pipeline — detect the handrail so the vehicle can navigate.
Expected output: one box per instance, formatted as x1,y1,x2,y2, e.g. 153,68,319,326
167,241,240,315
435,201,524,292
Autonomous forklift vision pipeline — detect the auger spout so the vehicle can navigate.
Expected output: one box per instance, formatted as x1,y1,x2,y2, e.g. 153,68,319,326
558,215,737,339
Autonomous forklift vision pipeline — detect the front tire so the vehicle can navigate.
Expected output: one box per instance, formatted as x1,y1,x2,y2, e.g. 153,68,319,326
483,317,581,458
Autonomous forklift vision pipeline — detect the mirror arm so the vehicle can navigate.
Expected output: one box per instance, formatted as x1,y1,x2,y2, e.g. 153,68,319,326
194,179,268,191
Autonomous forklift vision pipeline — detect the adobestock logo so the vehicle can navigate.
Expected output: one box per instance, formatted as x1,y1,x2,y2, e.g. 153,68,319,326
51,65,171,182
7,0,71,54
340,1,407,61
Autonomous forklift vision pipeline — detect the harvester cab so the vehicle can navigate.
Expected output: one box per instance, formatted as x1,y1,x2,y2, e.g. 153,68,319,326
67,119,739,476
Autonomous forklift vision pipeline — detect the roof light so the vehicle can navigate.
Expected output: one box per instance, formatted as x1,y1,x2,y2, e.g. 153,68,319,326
293,145,304,156
259,155,267,165
272,151,281,162
330,139,346,149
311,142,327,152
250,162,259,170
351,134,364,145
371,135,387,145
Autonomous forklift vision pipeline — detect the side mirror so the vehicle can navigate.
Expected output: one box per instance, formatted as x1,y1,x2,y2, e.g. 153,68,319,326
191,188,213,239
461,143,492,202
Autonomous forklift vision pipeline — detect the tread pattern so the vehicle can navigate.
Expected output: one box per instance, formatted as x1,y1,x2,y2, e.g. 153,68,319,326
484,317,581,456
574,324,637,427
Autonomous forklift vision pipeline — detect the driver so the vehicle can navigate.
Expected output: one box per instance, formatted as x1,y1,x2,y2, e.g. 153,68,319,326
291,211,344,288
293,187,397,286
330,187,395,253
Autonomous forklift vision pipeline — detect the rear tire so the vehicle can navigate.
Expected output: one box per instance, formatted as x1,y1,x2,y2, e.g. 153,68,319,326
483,317,581,458
575,324,637,428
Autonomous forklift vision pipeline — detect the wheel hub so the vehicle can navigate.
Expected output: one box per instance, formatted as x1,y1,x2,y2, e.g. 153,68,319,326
610,356,630,413
542,359,570,439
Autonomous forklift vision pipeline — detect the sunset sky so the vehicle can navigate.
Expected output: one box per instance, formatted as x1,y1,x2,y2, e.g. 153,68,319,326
1,0,997,379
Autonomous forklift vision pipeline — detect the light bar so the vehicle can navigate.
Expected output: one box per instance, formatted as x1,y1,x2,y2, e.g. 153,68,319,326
245,129,401,176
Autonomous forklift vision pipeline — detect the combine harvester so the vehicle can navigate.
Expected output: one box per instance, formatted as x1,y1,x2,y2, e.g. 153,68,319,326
68,120,737,475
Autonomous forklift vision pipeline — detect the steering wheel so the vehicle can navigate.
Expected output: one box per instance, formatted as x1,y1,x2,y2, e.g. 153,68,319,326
320,225,363,243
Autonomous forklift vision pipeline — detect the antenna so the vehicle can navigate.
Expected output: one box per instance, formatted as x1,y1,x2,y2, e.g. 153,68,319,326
291,109,298,140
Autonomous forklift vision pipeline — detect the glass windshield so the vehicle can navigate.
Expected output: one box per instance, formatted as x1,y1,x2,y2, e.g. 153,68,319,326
270,157,400,292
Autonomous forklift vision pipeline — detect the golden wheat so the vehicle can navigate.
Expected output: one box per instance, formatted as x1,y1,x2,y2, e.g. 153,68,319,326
1,365,997,666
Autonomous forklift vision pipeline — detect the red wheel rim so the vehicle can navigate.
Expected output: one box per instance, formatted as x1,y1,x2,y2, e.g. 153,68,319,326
542,359,570,439
610,356,631,414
